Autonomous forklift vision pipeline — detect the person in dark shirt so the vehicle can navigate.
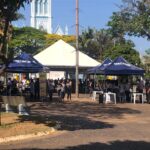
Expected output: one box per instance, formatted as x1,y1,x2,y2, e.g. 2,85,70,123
145,80,150,103
34,78,40,100
7,78,12,96
66,79,72,100
48,79,54,101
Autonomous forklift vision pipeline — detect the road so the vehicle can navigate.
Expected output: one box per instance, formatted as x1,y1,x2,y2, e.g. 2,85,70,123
0,95,150,149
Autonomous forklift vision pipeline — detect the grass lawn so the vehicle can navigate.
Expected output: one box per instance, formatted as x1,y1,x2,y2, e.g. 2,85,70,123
0,113,56,138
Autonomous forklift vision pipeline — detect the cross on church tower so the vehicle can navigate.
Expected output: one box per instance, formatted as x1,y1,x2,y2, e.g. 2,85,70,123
31,0,52,33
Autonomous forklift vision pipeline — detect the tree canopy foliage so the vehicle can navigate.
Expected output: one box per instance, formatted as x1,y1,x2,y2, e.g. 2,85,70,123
45,34,76,50
79,28,113,60
108,0,150,39
103,39,141,65
143,48,150,66
8,27,76,55
9,27,47,56
143,48,150,77
79,28,141,65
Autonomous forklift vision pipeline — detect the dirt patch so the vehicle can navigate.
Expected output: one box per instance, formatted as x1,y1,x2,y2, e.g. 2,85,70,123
0,113,56,138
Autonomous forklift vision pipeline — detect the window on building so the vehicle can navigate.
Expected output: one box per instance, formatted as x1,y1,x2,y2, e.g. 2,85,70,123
35,0,38,14
44,0,48,14
40,0,43,14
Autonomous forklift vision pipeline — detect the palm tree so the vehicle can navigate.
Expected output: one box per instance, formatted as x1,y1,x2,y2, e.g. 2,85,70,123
0,0,30,75
94,29,113,59
79,28,113,61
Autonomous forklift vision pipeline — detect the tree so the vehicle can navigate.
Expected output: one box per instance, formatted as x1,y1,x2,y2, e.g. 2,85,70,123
144,49,150,64
45,34,76,49
9,27,47,56
0,0,31,74
103,39,141,65
79,28,141,65
108,0,150,39
79,28,99,60
93,29,114,60
9,26,76,56
79,28,113,61
143,48,150,76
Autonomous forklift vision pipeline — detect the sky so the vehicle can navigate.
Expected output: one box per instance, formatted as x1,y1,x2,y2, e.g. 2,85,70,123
15,0,150,55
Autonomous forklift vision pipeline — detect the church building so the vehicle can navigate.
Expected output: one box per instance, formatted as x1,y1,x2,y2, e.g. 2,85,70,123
31,0,52,33
30,0,68,35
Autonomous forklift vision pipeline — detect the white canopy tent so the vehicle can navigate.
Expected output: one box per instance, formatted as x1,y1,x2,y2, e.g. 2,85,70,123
34,39,100,68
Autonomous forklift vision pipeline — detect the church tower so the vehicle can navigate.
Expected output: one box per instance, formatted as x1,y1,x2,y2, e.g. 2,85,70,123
31,0,52,33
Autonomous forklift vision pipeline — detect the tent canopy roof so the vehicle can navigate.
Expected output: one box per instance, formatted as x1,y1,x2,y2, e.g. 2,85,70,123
34,40,100,68
104,56,145,75
87,58,112,74
7,52,44,73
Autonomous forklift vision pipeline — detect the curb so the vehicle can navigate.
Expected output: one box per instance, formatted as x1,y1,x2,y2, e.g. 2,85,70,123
0,127,56,143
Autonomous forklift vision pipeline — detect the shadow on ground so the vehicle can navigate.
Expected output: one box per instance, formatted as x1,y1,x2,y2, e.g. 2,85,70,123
17,100,141,131
28,101,141,119
14,140,150,150
17,114,114,131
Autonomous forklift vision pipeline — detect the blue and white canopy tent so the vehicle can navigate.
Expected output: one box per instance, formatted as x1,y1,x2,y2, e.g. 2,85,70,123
86,58,112,89
6,52,45,73
103,56,145,76
86,56,145,90
87,58,112,74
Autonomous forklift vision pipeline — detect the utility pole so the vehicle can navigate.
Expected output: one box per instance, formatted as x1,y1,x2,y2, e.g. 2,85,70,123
75,0,79,98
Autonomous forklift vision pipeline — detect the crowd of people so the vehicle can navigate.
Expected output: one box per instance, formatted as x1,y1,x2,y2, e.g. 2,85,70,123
0,76,150,103
88,78,150,103
47,79,72,102
0,77,73,102
0,77,40,100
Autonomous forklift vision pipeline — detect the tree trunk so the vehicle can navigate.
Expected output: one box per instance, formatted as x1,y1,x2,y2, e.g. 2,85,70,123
0,65,6,75
0,17,9,55
0,18,9,75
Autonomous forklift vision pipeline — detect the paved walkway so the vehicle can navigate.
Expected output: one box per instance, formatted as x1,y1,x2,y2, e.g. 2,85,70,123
0,94,150,149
